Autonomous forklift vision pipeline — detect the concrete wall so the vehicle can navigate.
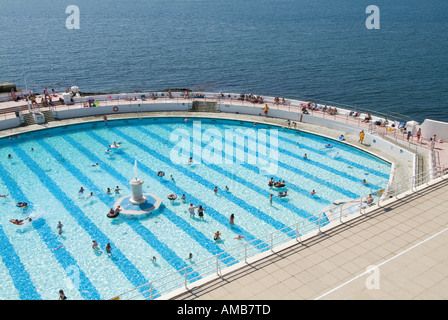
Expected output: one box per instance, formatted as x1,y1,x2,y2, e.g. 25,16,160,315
419,119,448,141
53,102,192,120
0,117,23,131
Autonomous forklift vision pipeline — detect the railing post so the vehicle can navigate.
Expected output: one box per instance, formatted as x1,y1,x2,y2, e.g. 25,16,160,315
150,282,153,300
318,212,322,233
216,255,220,277
360,197,364,214
184,267,188,289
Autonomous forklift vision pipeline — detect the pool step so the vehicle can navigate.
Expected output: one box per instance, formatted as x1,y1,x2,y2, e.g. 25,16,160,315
21,110,57,126
22,113,35,126
41,110,56,122
190,101,219,113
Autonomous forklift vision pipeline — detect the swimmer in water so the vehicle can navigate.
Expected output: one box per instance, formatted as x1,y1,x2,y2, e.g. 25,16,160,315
92,240,99,250
16,202,28,208
10,216,32,225
188,203,198,217
107,208,115,218
10,219,25,225
57,221,63,235
198,205,206,219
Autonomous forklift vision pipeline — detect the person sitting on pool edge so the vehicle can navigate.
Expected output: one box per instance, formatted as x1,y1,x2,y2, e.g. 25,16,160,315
366,194,374,205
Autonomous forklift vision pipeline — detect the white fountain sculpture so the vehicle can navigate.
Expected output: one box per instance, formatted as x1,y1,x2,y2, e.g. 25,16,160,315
111,160,162,218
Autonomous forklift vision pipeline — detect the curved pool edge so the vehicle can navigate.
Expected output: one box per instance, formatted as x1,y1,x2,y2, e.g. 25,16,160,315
0,110,417,300
0,110,408,185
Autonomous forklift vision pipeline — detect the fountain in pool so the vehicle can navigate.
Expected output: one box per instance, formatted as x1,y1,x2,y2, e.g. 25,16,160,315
112,160,162,218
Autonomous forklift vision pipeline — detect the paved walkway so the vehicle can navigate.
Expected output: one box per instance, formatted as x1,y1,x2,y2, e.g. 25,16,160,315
172,177,448,300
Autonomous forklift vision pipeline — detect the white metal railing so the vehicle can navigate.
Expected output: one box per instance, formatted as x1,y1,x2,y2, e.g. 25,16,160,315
41,91,437,153
111,162,448,300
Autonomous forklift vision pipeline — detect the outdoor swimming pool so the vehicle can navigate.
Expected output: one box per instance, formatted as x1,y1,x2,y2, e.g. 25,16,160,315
0,117,391,300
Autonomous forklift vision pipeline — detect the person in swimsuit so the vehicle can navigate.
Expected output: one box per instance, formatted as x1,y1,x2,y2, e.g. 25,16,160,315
198,205,206,220
188,203,198,217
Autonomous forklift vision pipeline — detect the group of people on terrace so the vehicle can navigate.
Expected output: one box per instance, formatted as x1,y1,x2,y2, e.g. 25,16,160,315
302,102,338,115
238,93,264,104
10,86,65,109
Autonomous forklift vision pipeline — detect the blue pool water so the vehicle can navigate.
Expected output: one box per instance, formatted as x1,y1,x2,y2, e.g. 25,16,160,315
0,118,391,299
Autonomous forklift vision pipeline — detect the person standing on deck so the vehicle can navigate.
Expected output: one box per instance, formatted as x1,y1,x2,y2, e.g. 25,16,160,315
358,130,365,144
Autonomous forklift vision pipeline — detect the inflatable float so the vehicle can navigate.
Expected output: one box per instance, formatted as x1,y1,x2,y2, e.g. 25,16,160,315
168,194,177,200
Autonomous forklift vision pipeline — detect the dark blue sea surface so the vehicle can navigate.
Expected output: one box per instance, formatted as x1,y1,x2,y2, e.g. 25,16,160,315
0,0,447,122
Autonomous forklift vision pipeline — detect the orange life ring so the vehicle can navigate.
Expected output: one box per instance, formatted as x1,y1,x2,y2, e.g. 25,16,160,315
113,106,119,112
